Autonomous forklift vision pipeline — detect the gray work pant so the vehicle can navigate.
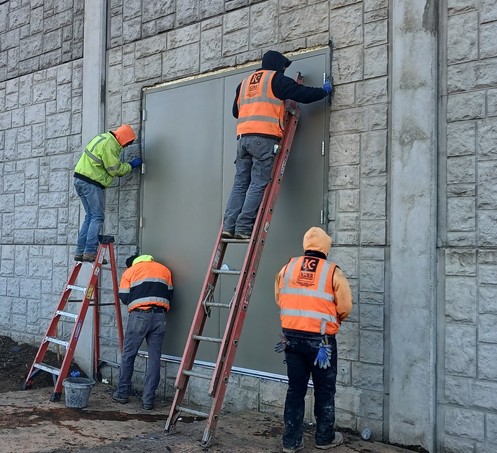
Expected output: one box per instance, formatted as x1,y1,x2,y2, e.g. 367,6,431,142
223,135,278,234
116,309,166,406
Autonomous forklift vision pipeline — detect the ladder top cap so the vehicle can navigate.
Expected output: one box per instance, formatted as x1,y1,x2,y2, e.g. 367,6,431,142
98,235,115,244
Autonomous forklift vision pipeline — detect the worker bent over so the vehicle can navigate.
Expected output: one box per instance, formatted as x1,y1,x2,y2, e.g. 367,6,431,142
275,227,352,452
113,254,173,410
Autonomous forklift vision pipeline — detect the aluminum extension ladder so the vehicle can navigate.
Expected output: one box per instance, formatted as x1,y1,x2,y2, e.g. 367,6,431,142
164,73,304,447
22,235,124,401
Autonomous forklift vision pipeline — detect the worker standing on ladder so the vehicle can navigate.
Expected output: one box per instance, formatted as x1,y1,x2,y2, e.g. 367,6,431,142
112,254,173,410
275,227,352,452
73,124,142,262
222,50,332,240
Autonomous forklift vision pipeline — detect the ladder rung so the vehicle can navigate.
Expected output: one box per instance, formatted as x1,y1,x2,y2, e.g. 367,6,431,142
67,284,87,292
212,269,241,275
192,335,223,343
56,310,78,320
177,406,209,418
46,336,69,347
205,302,231,309
183,369,213,380
34,363,61,376
222,238,250,243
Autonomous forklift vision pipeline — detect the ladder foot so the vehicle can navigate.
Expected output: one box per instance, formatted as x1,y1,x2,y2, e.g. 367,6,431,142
50,392,62,402
164,423,176,435
164,414,179,434
201,428,213,448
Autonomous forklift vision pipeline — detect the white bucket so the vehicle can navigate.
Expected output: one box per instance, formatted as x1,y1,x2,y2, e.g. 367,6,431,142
62,377,96,409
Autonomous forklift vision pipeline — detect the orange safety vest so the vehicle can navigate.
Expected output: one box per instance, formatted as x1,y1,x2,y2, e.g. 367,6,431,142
236,70,285,138
118,261,173,313
277,256,339,335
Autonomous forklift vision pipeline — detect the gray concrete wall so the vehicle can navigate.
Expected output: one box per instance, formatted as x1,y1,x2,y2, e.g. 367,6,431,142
389,1,438,449
0,0,84,345
441,1,497,452
1,1,497,451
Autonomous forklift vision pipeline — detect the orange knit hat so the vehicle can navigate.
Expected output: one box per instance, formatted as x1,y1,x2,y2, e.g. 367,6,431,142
114,124,136,147
303,227,332,255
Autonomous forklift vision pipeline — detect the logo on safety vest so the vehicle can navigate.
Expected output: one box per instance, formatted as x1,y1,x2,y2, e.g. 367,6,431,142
297,257,319,286
249,73,263,85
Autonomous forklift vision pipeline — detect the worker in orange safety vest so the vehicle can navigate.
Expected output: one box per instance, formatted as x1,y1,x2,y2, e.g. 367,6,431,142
275,227,352,452
112,254,173,411
222,50,332,240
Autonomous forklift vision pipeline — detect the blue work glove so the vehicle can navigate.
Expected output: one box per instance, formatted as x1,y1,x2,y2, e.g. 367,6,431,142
129,157,143,169
323,80,332,95
314,340,332,369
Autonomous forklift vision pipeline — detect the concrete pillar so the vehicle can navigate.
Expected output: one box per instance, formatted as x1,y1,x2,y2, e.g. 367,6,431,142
388,1,438,451
74,0,107,376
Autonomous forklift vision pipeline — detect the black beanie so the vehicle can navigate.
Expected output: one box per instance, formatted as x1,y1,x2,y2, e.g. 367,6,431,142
126,254,139,268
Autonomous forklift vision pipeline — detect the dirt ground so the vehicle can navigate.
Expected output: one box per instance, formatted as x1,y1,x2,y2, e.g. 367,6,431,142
0,336,421,453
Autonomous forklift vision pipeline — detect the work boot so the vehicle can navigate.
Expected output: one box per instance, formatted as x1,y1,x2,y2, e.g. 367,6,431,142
142,402,154,410
221,230,234,239
282,438,304,453
74,254,84,262
316,432,343,449
234,231,251,240
83,253,108,265
112,391,128,404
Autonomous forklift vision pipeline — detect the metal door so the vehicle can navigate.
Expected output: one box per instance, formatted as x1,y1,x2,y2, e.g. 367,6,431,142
142,49,329,374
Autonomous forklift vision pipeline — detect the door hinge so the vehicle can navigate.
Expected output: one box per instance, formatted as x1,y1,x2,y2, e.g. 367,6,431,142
142,109,147,121
140,217,143,228
321,141,325,156
320,210,324,224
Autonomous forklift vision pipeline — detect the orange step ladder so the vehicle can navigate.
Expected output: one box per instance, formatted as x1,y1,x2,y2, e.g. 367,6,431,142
22,235,124,401
165,74,304,447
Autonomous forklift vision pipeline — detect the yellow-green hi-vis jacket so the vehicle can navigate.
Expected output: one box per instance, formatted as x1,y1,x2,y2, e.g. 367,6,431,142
74,132,132,188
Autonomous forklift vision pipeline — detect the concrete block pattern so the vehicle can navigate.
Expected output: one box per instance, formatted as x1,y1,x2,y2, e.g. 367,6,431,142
445,324,477,377
446,407,484,441
0,1,495,451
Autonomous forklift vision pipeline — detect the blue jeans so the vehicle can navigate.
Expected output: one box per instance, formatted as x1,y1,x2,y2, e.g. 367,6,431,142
223,135,278,234
116,309,166,406
74,178,105,255
282,330,338,449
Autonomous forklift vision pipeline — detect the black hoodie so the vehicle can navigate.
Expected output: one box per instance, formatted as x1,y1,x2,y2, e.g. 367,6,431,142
232,50,328,118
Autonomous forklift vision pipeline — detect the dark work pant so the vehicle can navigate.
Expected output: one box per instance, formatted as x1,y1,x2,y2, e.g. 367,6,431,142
283,331,338,449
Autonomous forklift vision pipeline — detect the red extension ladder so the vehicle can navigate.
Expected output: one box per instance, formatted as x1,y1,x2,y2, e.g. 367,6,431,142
165,74,304,447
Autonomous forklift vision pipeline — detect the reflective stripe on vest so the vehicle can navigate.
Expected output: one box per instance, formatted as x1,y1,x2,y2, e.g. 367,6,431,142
279,308,336,324
236,70,285,137
128,296,170,308
84,134,107,165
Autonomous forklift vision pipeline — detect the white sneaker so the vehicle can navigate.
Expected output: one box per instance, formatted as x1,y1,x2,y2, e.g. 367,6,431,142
282,438,304,453
316,431,343,449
